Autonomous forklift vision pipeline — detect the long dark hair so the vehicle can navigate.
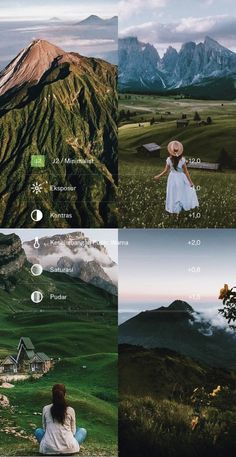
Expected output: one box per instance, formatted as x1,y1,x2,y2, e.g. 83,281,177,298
170,153,183,170
51,384,68,425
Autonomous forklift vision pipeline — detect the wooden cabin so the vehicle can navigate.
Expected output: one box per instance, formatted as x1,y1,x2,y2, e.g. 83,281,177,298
187,162,220,171
0,337,52,374
0,355,17,374
137,143,161,157
176,119,189,128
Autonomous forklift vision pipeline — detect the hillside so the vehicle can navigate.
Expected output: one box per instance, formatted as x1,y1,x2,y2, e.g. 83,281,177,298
119,345,236,457
0,39,118,228
0,232,117,455
119,301,236,369
119,344,236,399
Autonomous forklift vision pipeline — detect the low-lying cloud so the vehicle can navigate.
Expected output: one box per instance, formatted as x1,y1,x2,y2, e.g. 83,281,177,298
192,308,235,335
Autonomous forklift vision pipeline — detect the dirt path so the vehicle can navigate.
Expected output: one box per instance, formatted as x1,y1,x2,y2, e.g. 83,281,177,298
122,103,155,112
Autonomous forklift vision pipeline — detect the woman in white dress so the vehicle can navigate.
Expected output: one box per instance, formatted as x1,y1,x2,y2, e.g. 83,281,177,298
154,140,199,214
35,384,87,455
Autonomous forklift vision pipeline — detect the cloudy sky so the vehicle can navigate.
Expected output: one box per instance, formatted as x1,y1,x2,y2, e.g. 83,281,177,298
0,229,118,263
119,0,236,55
0,1,118,69
119,229,236,313
0,0,118,20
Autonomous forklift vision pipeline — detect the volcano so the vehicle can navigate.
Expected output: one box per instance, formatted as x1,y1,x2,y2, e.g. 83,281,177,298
119,301,236,369
0,40,117,228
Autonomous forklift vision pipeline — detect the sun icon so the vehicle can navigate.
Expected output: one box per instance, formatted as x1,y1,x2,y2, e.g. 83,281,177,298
31,182,43,194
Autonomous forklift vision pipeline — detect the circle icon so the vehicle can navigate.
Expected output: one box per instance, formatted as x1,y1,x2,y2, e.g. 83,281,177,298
31,264,43,276
31,291,43,303
31,209,43,222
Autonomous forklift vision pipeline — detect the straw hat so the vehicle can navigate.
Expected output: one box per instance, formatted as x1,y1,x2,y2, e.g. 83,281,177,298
167,140,184,157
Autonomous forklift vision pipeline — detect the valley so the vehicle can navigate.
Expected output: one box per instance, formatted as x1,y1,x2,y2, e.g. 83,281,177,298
119,94,236,228
0,232,118,456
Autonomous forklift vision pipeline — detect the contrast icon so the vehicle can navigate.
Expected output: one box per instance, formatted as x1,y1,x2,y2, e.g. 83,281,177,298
31,209,43,222
31,291,43,303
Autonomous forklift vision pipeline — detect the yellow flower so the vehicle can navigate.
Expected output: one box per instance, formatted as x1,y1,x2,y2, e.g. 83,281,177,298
210,385,221,397
218,284,229,299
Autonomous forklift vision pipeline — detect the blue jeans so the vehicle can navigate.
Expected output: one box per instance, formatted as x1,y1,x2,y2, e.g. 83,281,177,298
35,427,87,445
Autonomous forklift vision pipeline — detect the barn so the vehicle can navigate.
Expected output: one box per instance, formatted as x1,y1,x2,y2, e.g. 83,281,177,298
176,119,189,128
137,143,161,157
0,355,17,374
187,162,220,171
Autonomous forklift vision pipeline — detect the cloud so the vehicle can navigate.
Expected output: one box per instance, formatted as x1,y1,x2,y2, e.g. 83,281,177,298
23,239,118,284
119,0,167,21
120,14,236,54
192,309,235,335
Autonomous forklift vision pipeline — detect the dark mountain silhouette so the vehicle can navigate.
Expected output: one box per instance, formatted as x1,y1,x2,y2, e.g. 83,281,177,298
119,300,236,369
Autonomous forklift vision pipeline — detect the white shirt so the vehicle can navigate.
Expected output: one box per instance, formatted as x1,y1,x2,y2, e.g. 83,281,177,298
39,404,80,455
167,156,186,172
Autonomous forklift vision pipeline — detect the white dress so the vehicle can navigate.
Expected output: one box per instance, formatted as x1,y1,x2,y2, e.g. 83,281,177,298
40,404,80,455
165,157,199,214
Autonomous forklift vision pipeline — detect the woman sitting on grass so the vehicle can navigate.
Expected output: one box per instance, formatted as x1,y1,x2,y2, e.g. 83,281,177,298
35,384,87,455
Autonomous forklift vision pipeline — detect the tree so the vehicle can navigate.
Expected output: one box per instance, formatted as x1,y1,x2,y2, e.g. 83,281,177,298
218,147,232,170
150,117,155,126
194,111,201,121
219,285,236,328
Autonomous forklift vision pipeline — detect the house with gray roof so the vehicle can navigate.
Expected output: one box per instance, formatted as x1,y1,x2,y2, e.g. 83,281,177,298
137,143,161,157
0,337,52,374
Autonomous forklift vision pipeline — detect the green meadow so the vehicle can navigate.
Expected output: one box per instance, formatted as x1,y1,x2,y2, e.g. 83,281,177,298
119,94,236,228
0,266,117,456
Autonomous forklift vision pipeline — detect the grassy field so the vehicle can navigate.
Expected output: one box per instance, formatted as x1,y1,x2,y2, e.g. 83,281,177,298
0,267,117,456
119,94,236,228
119,345,236,457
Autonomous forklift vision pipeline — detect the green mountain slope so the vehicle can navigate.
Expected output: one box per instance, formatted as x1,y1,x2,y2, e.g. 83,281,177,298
0,233,117,455
0,40,118,228
119,344,236,399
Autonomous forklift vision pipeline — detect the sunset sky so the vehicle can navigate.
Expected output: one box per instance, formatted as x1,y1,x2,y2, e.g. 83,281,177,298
119,229,236,312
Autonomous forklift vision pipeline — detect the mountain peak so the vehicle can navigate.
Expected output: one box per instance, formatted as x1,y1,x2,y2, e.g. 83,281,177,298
203,36,229,51
0,39,65,96
168,300,194,312
204,35,219,45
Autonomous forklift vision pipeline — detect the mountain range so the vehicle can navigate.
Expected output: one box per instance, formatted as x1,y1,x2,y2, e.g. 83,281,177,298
119,36,236,98
0,39,117,228
23,231,118,295
119,300,236,369
75,15,118,27
0,232,117,311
